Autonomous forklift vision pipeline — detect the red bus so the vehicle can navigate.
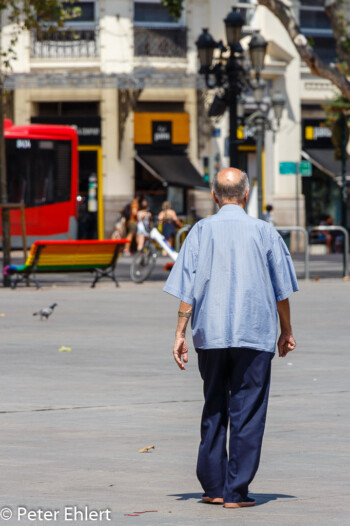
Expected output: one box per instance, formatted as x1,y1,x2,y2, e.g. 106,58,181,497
1,119,78,246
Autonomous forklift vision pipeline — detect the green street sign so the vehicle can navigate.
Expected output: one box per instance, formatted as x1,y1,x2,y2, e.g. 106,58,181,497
299,160,312,176
279,162,297,175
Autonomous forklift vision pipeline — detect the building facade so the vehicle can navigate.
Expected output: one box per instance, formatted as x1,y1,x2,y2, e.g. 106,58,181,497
299,0,348,229
2,0,345,245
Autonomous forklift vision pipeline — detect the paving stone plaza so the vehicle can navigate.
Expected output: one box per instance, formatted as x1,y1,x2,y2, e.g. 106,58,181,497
0,263,349,525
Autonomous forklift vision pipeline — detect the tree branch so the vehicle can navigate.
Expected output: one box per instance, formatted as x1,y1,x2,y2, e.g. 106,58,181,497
258,0,350,99
324,0,350,71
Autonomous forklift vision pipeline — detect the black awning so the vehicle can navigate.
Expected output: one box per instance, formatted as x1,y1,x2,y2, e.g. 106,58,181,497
135,154,209,189
302,149,350,184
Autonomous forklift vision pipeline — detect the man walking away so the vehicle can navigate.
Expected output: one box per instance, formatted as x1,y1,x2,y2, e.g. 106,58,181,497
163,168,298,509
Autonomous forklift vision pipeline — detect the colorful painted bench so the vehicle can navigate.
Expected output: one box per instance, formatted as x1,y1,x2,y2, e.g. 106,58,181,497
4,239,127,289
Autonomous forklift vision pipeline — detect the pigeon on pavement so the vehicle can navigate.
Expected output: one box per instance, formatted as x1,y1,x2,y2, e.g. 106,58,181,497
33,303,58,321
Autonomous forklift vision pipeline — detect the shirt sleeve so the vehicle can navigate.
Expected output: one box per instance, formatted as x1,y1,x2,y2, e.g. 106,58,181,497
267,228,299,302
163,224,199,305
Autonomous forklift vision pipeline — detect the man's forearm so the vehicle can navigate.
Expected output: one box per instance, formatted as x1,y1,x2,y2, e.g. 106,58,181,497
276,298,296,357
175,301,192,336
277,298,291,332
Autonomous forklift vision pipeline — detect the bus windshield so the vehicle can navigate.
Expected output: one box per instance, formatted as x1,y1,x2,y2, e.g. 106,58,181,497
6,138,72,207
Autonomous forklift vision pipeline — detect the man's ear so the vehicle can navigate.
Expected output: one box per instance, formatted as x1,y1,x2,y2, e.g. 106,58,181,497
244,188,250,204
211,189,220,205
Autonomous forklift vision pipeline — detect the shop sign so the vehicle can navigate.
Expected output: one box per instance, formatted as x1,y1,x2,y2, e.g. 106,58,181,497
299,160,312,176
279,161,313,176
279,162,297,175
237,125,255,141
134,113,189,146
302,119,332,148
31,116,101,145
152,121,172,145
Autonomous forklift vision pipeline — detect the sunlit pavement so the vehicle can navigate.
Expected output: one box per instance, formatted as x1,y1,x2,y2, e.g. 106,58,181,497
0,278,349,525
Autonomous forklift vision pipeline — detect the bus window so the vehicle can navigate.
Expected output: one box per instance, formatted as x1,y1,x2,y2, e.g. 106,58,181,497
6,139,71,207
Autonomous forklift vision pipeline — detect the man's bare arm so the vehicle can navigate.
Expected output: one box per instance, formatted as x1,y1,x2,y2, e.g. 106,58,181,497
173,301,192,370
277,298,296,357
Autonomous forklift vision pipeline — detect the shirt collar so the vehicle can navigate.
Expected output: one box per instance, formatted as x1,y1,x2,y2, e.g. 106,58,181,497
217,204,246,215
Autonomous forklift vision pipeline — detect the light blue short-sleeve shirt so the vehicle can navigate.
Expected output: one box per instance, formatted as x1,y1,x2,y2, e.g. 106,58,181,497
163,204,299,353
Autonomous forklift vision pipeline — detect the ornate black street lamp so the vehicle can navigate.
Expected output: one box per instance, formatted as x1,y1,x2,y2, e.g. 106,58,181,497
224,7,244,48
195,28,217,72
196,8,269,212
249,32,268,82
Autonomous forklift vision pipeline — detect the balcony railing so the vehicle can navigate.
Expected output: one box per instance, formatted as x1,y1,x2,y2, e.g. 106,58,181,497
31,27,99,59
134,27,187,58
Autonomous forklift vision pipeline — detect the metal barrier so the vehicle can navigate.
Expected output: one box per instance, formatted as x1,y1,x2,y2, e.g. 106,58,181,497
309,225,349,278
174,224,349,280
175,224,191,252
277,227,309,280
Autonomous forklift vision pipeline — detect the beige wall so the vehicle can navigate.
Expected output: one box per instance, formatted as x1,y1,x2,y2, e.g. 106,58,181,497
7,0,337,242
101,0,133,74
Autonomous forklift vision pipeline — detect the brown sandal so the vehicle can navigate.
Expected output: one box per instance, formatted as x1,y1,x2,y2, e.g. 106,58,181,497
224,499,256,508
202,496,224,504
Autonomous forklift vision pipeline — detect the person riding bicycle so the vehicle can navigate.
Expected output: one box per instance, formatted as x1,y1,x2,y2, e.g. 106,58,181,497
130,203,179,283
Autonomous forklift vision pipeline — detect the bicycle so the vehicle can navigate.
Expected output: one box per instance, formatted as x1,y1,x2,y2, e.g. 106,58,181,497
130,227,178,283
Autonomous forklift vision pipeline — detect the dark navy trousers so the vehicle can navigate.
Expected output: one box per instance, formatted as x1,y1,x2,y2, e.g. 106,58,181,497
196,347,273,503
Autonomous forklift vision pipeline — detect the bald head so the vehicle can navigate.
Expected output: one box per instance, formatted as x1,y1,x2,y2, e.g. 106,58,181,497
212,168,249,206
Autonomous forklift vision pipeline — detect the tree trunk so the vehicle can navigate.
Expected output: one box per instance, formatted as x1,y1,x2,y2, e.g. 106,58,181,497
0,13,11,286
0,80,11,287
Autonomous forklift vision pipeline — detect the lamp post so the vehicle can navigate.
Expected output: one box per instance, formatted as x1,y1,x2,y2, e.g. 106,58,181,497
240,87,285,219
195,8,268,171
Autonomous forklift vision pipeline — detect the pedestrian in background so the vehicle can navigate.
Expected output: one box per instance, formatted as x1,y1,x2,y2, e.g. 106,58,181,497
319,214,334,253
136,198,152,251
123,196,140,255
164,168,298,509
263,204,275,226
158,201,182,248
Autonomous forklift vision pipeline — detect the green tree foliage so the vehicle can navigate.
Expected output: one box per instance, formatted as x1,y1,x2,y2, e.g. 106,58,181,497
323,95,350,160
0,1,80,71
161,0,184,20
323,95,350,125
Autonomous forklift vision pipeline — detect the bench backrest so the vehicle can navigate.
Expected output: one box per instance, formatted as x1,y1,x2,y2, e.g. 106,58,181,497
25,240,127,271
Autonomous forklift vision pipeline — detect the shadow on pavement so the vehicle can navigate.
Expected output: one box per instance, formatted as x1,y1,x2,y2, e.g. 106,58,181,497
250,493,296,506
168,492,296,506
168,493,202,501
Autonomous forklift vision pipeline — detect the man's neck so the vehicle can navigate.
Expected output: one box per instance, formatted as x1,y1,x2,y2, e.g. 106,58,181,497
219,200,245,209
